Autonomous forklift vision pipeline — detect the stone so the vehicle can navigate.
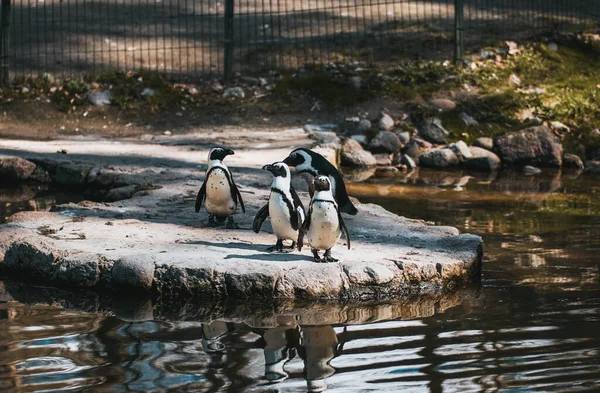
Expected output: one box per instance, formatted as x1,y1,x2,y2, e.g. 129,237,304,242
350,135,368,146
395,154,417,170
550,121,570,133
562,153,584,170
368,131,402,154
378,113,395,131
414,137,433,149
349,76,361,90
523,165,542,175
240,76,260,86
459,112,479,127
222,87,245,98
305,128,340,147
473,137,494,151
429,98,456,111
506,41,519,55
547,42,558,52
356,119,372,134
54,164,93,185
396,131,411,144
141,88,156,97
211,80,224,92
418,118,450,144
0,157,37,181
112,255,156,290
464,147,501,172
584,160,600,173
375,166,399,175
106,185,138,202
373,153,393,166
402,140,422,159
419,148,459,168
341,139,377,168
304,124,337,133
494,125,563,168
87,90,112,106
449,141,473,162
508,74,521,86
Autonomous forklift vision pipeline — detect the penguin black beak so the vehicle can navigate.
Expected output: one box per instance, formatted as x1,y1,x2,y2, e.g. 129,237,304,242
224,149,235,156
262,164,275,173
282,156,294,166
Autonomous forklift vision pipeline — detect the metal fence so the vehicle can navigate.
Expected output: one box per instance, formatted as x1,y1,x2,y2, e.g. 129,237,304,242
0,0,599,84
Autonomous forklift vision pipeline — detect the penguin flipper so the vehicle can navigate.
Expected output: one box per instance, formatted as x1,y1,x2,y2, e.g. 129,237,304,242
340,201,358,215
338,209,351,249
297,207,311,251
253,204,269,233
290,186,305,230
231,179,246,214
195,180,207,213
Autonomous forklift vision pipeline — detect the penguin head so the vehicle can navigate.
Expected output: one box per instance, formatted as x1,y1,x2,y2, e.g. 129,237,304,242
283,148,310,168
208,147,235,162
262,162,290,178
313,175,331,191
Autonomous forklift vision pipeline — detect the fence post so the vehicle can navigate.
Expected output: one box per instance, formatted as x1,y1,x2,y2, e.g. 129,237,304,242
0,0,11,86
454,0,464,65
223,0,235,81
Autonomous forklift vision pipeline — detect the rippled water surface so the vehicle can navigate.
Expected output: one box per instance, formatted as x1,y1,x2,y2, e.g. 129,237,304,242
1,170,600,392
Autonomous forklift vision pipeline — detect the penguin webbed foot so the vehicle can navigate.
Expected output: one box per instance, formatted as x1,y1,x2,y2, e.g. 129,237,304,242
323,249,338,263
207,215,217,227
225,216,239,229
312,249,322,262
266,239,284,253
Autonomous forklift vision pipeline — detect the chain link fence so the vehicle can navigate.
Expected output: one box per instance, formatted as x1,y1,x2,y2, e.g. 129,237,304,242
0,0,599,84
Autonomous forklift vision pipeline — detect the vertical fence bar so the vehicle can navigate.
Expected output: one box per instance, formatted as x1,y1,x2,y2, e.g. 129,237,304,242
454,0,464,64
0,0,11,85
223,0,234,81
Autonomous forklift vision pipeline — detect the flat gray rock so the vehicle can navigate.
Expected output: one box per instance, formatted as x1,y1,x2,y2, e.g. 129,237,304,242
0,131,483,301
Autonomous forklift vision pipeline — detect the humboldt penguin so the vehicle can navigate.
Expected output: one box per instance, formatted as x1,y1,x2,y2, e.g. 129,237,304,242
253,162,305,252
298,175,351,262
282,148,358,215
195,147,245,228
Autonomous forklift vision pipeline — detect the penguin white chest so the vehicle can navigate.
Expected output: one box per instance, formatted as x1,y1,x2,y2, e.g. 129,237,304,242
307,201,341,250
204,168,236,216
269,193,297,241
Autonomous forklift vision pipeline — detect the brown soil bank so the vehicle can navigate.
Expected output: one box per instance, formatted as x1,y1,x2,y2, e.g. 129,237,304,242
0,130,482,301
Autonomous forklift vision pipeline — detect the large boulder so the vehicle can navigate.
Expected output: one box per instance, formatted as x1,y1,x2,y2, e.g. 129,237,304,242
417,118,450,144
368,131,402,154
419,148,459,168
341,139,377,168
463,147,501,172
0,157,37,181
494,125,563,167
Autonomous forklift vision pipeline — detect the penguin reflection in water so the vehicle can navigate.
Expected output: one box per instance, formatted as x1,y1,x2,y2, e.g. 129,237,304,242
195,147,245,228
298,176,351,262
253,162,305,252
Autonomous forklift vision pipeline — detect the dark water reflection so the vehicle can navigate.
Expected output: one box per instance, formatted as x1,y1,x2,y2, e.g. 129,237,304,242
1,169,600,392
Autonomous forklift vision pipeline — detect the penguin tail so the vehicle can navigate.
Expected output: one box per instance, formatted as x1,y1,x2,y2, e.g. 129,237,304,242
340,202,358,215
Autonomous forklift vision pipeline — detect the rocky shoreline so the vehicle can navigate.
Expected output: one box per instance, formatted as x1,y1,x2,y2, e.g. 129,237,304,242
0,130,483,301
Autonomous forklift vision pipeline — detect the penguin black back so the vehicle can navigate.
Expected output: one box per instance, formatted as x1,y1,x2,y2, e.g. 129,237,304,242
283,148,358,215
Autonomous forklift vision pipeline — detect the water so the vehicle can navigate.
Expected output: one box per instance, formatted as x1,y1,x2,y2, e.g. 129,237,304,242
1,169,600,392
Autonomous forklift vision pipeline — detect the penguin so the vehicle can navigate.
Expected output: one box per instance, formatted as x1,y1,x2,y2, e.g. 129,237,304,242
282,148,358,215
253,162,305,252
298,175,351,262
195,147,245,228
